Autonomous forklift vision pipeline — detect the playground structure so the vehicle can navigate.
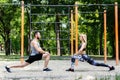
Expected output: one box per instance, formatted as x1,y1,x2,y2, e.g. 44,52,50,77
70,2,119,65
0,1,119,65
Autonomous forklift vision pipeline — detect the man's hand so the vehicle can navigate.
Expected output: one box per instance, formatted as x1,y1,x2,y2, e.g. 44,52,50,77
45,51,50,54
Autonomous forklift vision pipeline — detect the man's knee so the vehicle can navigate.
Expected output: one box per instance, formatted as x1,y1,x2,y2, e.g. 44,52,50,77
46,53,50,58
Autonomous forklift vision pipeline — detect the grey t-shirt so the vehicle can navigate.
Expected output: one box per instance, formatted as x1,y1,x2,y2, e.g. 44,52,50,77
30,41,40,56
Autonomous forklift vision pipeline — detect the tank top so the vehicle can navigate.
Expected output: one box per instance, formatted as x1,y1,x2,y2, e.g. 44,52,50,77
30,41,40,56
78,44,86,51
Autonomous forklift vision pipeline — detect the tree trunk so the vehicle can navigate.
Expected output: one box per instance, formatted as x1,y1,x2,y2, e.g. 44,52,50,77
55,13,61,56
99,24,103,55
4,33,10,56
26,7,31,55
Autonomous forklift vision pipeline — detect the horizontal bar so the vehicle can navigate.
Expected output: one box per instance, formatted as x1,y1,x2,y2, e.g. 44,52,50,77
30,4,115,7
0,3,119,6
44,47,70,49
79,12,104,14
31,22,70,24
41,39,70,40
31,13,69,16
56,30,70,32
32,30,69,32
0,3,21,6
32,30,70,32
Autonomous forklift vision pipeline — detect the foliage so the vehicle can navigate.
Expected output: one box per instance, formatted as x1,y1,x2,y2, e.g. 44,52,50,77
0,0,119,57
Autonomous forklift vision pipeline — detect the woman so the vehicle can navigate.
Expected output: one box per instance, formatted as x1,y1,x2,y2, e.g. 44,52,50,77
66,34,115,72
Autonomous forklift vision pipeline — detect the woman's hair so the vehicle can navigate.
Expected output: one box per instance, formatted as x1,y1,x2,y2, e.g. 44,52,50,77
34,31,40,36
80,34,87,43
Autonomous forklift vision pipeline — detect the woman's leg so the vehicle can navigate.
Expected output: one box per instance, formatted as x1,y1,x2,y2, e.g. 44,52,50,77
66,55,84,72
70,56,76,69
82,54,115,70
70,55,83,69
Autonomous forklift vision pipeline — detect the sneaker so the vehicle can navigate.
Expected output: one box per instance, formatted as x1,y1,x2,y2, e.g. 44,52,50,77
66,68,74,72
109,66,115,71
43,68,52,72
5,66,11,73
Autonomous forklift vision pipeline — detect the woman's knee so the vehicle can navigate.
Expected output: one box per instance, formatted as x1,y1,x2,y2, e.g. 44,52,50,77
71,57,75,62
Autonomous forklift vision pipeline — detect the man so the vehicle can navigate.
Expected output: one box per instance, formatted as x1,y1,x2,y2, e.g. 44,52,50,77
5,31,52,72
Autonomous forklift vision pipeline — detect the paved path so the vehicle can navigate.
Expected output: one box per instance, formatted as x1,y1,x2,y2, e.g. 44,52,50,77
0,60,120,80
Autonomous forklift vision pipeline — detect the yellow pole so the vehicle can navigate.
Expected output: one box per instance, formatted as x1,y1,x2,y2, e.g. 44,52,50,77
75,2,78,53
21,1,24,64
115,2,119,65
75,2,78,65
71,10,74,56
104,10,107,63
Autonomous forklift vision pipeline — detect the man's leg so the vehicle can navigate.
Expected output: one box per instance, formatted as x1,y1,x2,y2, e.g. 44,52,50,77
5,62,30,73
8,62,30,68
42,53,51,71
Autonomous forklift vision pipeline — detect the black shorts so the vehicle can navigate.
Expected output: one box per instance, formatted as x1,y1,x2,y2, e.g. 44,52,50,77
25,54,43,64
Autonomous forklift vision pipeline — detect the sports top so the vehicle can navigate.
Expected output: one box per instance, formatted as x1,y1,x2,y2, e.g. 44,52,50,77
78,44,86,51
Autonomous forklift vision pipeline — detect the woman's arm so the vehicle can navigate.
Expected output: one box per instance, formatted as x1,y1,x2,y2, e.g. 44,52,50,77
75,43,86,55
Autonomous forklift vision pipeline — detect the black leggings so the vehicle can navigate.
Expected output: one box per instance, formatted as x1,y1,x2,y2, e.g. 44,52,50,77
71,54,110,68
82,54,110,67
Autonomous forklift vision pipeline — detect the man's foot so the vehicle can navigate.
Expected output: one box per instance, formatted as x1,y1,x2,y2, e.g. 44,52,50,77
5,66,11,73
66,68,74,72
43,68,52,72
109,66,115,71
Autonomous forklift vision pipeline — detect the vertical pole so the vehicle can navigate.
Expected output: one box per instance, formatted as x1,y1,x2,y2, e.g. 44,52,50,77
75,2,78,53
75,2,78,65
104,10,107,63
71,10,74,56
115,2,119,65
21,1,24,63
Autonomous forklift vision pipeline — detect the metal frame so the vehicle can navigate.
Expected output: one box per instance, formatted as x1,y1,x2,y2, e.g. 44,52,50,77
0,2,119,64
29,4,71,55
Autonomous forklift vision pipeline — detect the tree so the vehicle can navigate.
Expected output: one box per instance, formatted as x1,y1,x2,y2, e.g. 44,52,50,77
0,4,19,55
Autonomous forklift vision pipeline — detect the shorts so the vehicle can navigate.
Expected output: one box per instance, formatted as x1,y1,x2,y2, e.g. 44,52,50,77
25,53,43,64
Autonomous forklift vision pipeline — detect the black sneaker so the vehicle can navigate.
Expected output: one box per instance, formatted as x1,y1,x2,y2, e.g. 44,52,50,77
66,68,74,72
43,68,52,72
5,66,11,73
109,66,115,71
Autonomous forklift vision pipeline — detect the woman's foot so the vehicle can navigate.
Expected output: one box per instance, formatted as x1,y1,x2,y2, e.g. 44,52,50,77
66,68,74,72
109,66,115,71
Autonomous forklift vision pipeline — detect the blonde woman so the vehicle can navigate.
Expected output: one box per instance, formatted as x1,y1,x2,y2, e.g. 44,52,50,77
66,34,115,72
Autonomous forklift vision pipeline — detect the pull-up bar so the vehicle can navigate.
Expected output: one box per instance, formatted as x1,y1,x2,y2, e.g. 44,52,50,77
20,1,24,63
114,2,119,65
104,10,107,63
70,2,119,65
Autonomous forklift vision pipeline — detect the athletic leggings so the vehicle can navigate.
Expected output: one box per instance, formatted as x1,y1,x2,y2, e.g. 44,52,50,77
71,54,110,69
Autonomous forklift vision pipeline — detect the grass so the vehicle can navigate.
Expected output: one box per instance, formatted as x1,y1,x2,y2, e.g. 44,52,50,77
0,54,71,61
75,74,120,80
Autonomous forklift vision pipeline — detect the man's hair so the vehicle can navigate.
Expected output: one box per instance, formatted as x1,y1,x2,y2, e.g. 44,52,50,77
34,31,39,36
